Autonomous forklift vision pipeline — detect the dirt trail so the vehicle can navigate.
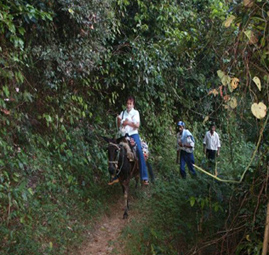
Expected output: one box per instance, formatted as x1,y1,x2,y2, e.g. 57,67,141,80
78,198,136,255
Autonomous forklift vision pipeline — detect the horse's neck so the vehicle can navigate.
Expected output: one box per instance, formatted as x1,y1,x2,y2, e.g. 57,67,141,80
119,141,130,154
119,141,136,162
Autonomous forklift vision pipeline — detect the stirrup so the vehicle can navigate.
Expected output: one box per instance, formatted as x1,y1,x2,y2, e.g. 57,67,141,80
142,180,149,185
108,177,119,185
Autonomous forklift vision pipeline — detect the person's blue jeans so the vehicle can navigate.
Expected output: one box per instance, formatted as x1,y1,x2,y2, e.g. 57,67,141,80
180,150,196,179
130,134,148,181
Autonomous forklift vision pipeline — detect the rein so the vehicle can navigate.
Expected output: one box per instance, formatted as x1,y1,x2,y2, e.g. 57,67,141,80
108,142,125,175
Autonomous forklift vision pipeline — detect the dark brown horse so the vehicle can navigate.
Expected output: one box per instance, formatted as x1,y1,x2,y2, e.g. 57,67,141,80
103,137,139,219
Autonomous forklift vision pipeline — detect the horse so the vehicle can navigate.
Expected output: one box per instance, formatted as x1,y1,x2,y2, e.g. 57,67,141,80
103,136,139,219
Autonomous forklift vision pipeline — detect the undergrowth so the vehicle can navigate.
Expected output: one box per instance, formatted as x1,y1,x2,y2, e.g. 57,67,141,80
120,123,264,255
0,124,119,255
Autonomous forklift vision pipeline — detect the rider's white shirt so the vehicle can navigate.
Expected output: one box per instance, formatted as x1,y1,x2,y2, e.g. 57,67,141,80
119,108,140,136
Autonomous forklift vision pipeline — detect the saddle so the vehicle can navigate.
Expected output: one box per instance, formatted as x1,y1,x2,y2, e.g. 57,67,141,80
119,137,137,162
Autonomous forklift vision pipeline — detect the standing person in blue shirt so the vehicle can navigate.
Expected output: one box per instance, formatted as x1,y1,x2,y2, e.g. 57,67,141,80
176,121,196,179
117,96,149,185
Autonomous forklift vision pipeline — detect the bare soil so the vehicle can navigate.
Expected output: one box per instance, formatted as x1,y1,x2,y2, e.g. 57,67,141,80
77,196,139,255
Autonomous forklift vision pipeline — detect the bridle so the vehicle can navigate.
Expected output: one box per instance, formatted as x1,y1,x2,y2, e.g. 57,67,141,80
108,142,125,175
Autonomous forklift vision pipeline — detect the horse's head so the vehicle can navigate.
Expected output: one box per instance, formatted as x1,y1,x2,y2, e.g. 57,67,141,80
103,137,122,177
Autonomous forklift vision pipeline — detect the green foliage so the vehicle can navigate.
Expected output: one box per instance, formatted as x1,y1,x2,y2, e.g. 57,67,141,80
0,0,268,254
0,123,113,254
0,2,119,253
122,121,266,255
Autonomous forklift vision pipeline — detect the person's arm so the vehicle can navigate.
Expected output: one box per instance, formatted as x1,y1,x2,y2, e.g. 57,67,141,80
217,133,221,156
117,111,124,129
203,144,206,154
176,133,180,163
183,144,192,149
203,133,207,154
117,115,122,129
184,136,194,149
122,119,140,129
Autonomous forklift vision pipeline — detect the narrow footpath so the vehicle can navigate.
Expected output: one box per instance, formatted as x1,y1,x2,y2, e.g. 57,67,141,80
77,197,138,255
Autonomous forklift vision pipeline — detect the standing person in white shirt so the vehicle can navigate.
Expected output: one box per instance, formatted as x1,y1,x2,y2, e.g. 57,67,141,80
203,124,221,163
117,96,149,185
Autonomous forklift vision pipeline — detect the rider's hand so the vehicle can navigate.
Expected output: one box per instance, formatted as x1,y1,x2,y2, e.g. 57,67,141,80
123,118,130,126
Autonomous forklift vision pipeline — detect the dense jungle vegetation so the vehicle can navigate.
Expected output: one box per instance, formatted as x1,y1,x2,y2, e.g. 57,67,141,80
0,0,268,254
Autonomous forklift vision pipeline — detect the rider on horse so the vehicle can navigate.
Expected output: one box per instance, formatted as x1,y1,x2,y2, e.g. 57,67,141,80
108,96,149,186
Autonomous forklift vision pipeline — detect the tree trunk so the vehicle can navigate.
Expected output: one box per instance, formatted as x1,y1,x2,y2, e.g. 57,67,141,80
262,202,269,255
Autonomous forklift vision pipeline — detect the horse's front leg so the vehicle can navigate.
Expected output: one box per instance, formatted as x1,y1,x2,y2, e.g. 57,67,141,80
122,182,129,219
135,174,139,189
